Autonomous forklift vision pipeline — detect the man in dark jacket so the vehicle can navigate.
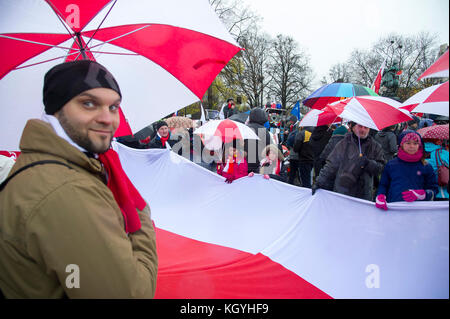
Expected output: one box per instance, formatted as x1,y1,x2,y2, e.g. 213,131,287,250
223,98,236,119
148,120,181,151
244,108,274,173
373,125,398,162
312,122,386,201
292,127,314,188
310,125,333,180
318,125,348,169
282,115,298,144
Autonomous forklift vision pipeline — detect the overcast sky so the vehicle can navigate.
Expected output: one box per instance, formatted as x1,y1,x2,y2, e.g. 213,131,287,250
242,0,449,87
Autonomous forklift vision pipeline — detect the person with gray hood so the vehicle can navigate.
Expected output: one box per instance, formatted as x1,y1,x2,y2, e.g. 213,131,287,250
318,125,348,173
244,108,274,173
373,125,398,162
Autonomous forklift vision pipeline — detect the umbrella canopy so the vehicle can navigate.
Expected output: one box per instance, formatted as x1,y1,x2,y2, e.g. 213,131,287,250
327,96,413,131
228,112,249,124
298,108,342,127
194,119,259,143
400,81,449,116
417,124,449,140
303,82,378,109
133,124,155,141
417,50,449,81
0,0,242,150
165,116,194,130
114,107,133,137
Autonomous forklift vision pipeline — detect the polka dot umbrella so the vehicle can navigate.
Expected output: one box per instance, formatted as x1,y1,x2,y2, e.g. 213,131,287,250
417,124,449,140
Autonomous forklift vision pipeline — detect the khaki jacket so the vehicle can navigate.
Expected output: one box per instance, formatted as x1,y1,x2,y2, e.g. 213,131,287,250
0,120,158,298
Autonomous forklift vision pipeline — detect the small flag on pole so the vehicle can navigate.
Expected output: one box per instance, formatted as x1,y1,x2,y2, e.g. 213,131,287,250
371,59,386,94
290,101,301,120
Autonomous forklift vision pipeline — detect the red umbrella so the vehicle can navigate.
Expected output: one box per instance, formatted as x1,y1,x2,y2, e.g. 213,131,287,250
327,96,413,130
417,50,449,81
400,81,449,116
417,124,449,140
0,0,242,150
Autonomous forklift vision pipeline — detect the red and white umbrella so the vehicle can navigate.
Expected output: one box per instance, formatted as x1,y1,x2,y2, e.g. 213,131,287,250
400,81,449,116
417,124,449,140
0,0,242,150
194,119,259,144
417,50,449,81
327,96,413,130
299,108,342,127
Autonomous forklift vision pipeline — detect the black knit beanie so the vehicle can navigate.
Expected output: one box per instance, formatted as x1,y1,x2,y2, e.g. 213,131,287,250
155,121,168,131
43,60,121,115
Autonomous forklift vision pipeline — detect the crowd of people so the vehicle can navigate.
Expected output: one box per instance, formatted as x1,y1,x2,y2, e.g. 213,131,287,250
129,102,448,207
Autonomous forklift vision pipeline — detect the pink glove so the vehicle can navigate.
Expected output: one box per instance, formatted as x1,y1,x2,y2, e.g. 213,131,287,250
401,189,426,202
248,172,254,177
375,194,388,211
263,174,270,179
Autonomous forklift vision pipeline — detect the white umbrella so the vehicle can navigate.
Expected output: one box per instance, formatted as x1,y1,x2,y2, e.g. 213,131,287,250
0,0,241,150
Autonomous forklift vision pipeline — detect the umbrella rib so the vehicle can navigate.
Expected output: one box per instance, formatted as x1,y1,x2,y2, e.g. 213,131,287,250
13,55,73,71
0,35,72,51
84,0,118,50
45,0,77,42
13,48,102,70
89,50,139,56
86,25,152,51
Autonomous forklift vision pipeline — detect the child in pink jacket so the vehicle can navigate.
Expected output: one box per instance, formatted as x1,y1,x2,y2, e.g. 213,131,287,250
217,139,249,183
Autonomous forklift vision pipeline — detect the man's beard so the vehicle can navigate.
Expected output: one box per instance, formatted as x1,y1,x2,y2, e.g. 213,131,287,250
58,109,112,154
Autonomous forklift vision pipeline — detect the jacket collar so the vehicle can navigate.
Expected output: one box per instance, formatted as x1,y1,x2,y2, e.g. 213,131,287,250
19,119,103,174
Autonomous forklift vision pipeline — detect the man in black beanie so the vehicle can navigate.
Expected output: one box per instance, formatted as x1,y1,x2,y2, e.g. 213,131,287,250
0,60,158,298
42,60,122,153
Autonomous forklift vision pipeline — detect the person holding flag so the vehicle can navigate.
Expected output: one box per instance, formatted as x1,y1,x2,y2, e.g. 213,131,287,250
312,122,386,200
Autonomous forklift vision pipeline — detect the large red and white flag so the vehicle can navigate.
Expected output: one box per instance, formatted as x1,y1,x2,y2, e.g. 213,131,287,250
114,142,449,299
371,59,386,94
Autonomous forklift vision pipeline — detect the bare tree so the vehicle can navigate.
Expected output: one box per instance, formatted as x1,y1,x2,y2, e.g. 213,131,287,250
344,32,439,100
328,63,352,83
207,0,260,108
209,0,258,43
266,35,314,108
230,29,272,107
